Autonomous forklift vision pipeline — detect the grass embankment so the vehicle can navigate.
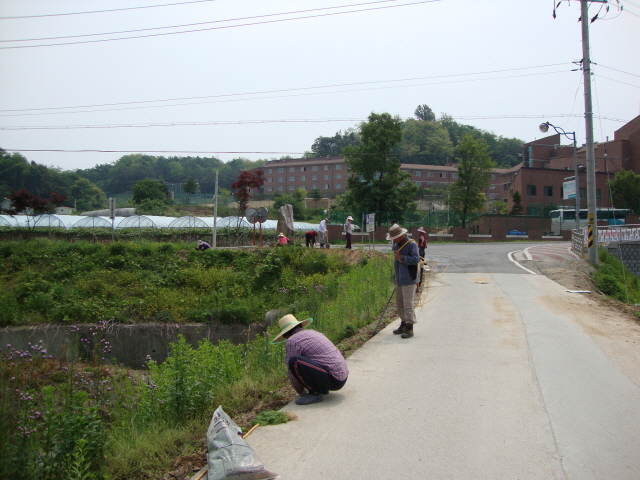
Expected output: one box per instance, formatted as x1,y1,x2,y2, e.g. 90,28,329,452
592,248,640,307
0,240,393,479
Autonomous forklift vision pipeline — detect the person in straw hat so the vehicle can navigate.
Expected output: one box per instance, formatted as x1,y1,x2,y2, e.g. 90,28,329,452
417,227,427,259
277,232,291,246
272,314,348,405
344,216,353,249
387,224,420,338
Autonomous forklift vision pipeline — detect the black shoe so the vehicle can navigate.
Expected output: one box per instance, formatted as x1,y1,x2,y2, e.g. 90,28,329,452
401,324,414,338
393,322,407,335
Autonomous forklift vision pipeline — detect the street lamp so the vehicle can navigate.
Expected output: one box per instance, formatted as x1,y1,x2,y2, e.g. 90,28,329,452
539,122,580,231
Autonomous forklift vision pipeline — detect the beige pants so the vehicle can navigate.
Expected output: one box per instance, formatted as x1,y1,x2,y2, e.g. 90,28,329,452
396,284,417,324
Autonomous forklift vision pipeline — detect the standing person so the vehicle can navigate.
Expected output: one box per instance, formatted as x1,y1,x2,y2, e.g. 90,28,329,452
387,224,420,339
318,218,329,248
344,216,353,249
272,314,349,405
417,227,427,258
305,230,318,247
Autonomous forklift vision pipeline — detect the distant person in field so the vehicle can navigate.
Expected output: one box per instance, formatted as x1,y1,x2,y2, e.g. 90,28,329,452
344,216,353,249
195,240,211,251
305,230,318,247
318,218,330,248
278,233,291,246
417,227,427,258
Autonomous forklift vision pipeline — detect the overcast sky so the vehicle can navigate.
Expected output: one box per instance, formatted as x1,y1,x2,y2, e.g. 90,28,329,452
0,0,639,172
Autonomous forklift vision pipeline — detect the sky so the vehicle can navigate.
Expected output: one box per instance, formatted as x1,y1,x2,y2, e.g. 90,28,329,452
0,0,639,172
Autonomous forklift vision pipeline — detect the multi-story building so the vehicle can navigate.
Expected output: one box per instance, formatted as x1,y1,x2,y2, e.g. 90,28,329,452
259,115,640,214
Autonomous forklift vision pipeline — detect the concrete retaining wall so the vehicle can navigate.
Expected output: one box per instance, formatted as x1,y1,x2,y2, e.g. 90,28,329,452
0,323,266,369
606,241,640,277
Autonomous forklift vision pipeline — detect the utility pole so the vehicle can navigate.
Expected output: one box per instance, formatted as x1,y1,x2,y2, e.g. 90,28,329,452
212,170,218,248
581,0,598,265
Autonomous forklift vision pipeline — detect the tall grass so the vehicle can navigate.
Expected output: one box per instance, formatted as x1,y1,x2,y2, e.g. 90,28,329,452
593,248,640,304
0,242,393,479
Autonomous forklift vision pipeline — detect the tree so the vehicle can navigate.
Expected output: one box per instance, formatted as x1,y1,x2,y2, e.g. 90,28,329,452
310,188,322,208
231,170,265,216
609,169,640,210
447,135,496,227
491,200,509,215
342,112,417,220
309,128,360,157
414,104,436,122
510,191,523,215
273,189,306,220
183,178,199,205
399,119,454,165
131,179,171,205
71,177,107,211
3,188,66,229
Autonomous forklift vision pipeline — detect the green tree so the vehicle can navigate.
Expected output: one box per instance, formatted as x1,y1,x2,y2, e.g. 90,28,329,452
448,135,496,227
414,104,436,122
71,177,107,212
510,191,523,215
310,188,322,208
131,179,171,205
308,128,360,157
273,190,306,220
342,112,418,220
183,178,199,205
399,119,454,165
136,198,169,215
609,169,640,210
491,200,509,215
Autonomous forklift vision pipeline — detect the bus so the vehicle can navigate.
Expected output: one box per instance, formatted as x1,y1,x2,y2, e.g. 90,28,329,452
549,208,632,235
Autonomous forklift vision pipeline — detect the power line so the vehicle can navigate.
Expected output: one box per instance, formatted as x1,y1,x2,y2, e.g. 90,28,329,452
0,0,217,20
0,0,439,49
598,63,640,79
0,65,572,117
1,0,396,43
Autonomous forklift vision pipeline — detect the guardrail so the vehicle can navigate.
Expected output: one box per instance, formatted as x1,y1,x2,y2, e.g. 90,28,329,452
572,224,640,256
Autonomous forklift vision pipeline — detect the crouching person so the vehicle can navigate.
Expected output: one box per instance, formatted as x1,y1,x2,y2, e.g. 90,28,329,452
272,314,348,405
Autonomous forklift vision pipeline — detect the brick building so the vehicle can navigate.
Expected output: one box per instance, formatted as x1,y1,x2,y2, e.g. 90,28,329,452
259,115,640,214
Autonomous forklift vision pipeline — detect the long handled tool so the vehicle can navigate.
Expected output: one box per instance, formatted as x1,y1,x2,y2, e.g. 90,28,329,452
370,288,395,338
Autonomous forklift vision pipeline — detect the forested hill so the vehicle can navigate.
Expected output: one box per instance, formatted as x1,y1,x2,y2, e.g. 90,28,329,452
75,154,265,195
308,106,524,168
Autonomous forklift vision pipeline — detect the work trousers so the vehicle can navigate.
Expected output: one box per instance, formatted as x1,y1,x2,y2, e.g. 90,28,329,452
318,231,327,246
345,232,352,249
396,283,417,324
288,355,347,395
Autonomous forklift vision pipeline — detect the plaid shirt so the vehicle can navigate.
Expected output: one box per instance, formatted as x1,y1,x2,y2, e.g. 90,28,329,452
285,329,349,392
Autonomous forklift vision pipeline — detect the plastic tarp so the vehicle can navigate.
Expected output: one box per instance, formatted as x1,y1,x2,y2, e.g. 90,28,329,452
117,215,175,229
34,215,88,229
168,216,223,229
216,216,254,228
71,216,125,228
0,215,19,227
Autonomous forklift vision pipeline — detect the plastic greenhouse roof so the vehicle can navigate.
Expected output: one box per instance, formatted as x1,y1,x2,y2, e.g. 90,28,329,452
0,215,19,227
72,216,125,228
34,215,88,229
117,215,175,229
168,216,224,229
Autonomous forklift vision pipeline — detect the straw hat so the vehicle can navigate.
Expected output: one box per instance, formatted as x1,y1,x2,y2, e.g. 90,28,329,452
278,233,284,237
386,224,408,241
417,227,426,233
197,240,204,245
271,314,313,343
346,216,353,221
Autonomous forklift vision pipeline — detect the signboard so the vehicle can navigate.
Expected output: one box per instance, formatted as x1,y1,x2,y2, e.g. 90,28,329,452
563,179,576,200
365,213,376,233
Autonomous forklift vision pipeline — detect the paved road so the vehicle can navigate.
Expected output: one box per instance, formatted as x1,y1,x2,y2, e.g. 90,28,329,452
250,243,640,479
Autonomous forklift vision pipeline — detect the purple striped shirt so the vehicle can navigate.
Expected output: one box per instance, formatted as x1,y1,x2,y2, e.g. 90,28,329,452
285,329,349,392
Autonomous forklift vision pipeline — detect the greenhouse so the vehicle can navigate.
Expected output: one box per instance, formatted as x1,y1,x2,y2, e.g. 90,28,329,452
117,216,176,229
0,215,19,227
35,215,88,229
167,216,223,229
72,216,126,228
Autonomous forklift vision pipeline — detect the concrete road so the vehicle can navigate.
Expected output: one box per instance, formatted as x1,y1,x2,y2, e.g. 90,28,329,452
250,251,640,479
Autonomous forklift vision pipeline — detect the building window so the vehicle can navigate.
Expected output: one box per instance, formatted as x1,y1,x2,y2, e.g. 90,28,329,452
336,165,342,170
323,184,330,189
487,193,494,199
427,172,433,177
313,166,318,171
440,173,446,178
527,185,537,196
503,184,508,191
289,167,295,172
544,186,553,197
490,185,495,189
267,186,273,192
427,181,434,186
312,175,317,180
336,174,342,179
278,186,283,191
289,176,295,182
336,183,342,189
278,177,284,182
452,173,458,179
312,184,318,189
416,181,421,186
267,168,273,174
289,186,295,191
324,165,330,170
324,175,329,180
278,168,284,173
300,176,306,181
301,167,306,172
267,178,273,183
415,171,421,177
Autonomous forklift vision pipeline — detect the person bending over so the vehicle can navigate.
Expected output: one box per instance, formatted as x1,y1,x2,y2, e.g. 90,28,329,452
272,314,348,405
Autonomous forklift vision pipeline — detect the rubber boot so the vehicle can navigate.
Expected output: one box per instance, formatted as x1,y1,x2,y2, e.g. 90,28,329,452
401,324,414,338
393,322,407,335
